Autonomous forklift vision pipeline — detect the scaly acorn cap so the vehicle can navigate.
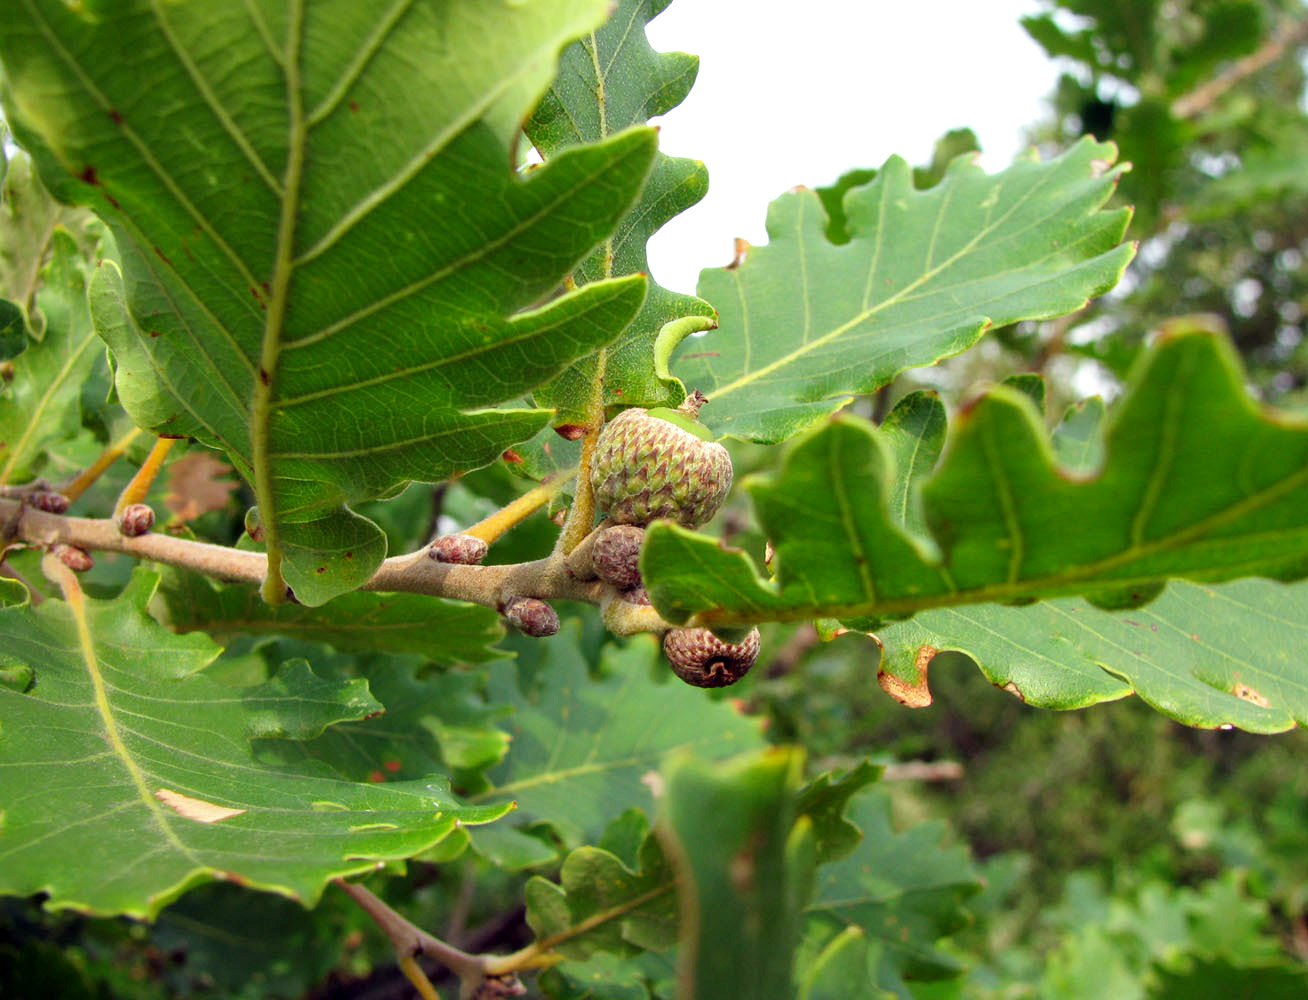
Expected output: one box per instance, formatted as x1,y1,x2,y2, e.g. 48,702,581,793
590,392,732,528
663,626,761,688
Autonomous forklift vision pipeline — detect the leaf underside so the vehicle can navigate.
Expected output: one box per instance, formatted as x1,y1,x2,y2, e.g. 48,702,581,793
0,0,656,602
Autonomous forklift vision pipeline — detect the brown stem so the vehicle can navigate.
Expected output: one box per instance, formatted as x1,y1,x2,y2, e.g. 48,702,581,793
0,499,679,632
1171,14,1308,119
334,878,487,986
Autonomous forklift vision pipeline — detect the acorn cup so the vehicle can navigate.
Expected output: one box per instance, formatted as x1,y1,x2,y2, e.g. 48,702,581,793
663,626,761,688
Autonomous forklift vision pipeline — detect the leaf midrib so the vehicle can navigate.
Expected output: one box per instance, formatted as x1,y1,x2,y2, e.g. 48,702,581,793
62,582,194,858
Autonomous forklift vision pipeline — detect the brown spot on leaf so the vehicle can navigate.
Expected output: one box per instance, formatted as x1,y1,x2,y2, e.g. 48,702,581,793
153,247,172,266
383,759,402,772
348,99,359,112
726,236,750,269
1231,682,1270,708
367,770,386,784
501,449,523,464
878,643,933,707
155,788,245,823
681,351,722,360
108,109,123,124
259,367,270,385
1000,681,1026,702
79,165,99,185
554,424,586,441
315,566,326,574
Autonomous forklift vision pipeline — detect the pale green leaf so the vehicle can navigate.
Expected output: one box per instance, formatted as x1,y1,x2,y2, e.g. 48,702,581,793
0,570,506,918
527,0,716,423
0,150,98,343
674,137,1134,442
0,0,655,601
0,227,102,485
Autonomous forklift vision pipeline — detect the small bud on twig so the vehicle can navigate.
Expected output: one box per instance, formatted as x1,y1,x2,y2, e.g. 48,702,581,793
592,524,644,590
54,543,94,572
244,507,264,542
118,503,155,537
29,491,70,514
429,533,489,565
502,596,559,637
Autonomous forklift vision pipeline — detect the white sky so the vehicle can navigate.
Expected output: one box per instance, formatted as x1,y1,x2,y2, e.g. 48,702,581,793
644,0,1058,293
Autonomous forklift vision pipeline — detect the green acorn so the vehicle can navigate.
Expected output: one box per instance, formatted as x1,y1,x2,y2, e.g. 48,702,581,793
590,391,732,528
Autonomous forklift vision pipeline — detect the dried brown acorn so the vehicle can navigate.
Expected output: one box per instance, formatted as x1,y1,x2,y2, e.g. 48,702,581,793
663,626,761,688
590,392,731,528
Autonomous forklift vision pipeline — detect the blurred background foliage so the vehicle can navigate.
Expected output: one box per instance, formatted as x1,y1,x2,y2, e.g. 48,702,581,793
4,0,1308,996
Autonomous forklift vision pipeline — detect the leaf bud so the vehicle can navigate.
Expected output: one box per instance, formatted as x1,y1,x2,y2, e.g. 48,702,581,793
54,543,94,572
429,533,489,565
118,503,155,537
244,506,264,542
502,596,559,637
663,626,761,688
28,490,70,514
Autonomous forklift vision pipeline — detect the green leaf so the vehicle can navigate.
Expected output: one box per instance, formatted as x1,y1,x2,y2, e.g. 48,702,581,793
469,624,765,843
0,570,506,918
797,927,894,1000
0,297,25,360
673,137,1134,442
0,0,656,602
526,0,716,423
0,150,98,342
155,568,504,665
879,390,947,539
0,226,102,485
151,882,341,1000
1051,395,1107,473
794,760,883,863
250,655,511,794
643,324,1308,634
539,953,657,1000
878,574,1308,733
661,747,814,1000
799,788,980,997
524,809,677,961
1147,959,1308,999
